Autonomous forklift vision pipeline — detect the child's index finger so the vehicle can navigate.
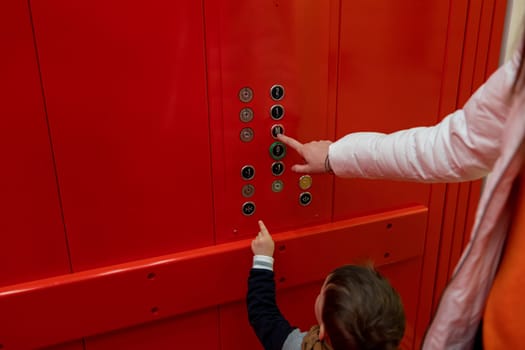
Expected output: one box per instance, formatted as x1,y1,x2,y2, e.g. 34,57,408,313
258,220,270,236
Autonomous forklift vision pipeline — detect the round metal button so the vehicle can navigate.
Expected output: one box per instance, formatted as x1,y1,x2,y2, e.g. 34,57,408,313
299,192,312,206
270,105,284,120
270,84,285,101
241,165,255,180
239,87,254,103
271,161,285,176
271,124,285,138
240,107,254,123
242,201,256,216
298,175,312,190
242,184,255,198
269,141,286,160
240,127,254,142
272,180,284,193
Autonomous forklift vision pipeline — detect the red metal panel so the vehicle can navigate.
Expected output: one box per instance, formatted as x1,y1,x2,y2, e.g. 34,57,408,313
0,0,70,287
427,1,507,339
414,2,470,339
432,0,489,310
334,1,450,218
205,0,338,241
0,206,425,349
30,0,213,270
85,309,219,350
447,0,498,279
461,0,508,252
449,0,506,289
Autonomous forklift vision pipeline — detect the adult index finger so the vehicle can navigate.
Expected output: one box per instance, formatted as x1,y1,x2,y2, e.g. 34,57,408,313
277,134,303,155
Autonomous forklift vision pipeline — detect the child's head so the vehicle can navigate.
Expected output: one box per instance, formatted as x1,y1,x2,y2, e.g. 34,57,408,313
314,264,405,350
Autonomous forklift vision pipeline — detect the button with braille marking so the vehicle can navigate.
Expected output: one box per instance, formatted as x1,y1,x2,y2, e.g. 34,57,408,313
240,107,254,122
299,192,312,206
242,201,256,216
271,161,285,176
240,127,254,142
270,85,285,101
299,175,312,190
241,165,255,180
269,141,286,160
242,184,255,198
271,124,285,138
239,87,254,103
270,105,284,120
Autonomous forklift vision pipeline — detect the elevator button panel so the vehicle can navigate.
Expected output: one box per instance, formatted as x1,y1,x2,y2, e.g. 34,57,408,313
272,180,284,193
270,84,284,101
242,201,256,216
241,165,255,180
271,161,285,176
271,124,284,138
298,175,312,190
299,192,312,206
270,104,284,120
239,87,254,103
240,127,254,142
269,141,286,160
234,84,322,220
242,184,255,198
240,107,254,123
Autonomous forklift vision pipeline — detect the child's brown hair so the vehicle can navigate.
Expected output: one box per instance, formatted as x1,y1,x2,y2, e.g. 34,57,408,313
322,265,406,350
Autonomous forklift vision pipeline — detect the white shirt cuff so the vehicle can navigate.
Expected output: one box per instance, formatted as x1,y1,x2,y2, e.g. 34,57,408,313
253,255,274,271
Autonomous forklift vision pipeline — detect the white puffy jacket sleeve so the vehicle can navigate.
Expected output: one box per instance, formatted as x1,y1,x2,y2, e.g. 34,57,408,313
329,50,521,183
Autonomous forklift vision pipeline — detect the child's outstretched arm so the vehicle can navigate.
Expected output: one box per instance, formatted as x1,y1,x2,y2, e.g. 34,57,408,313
247,220,296,350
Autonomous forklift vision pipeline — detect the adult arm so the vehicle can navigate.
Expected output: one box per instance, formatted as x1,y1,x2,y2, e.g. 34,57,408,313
329,50,521,182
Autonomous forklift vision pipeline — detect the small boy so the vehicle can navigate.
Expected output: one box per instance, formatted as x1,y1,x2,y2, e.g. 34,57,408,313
247,220,406,350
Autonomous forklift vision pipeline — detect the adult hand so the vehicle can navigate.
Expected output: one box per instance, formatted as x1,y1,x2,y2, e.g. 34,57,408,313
251,220,275,257
277,134,332,174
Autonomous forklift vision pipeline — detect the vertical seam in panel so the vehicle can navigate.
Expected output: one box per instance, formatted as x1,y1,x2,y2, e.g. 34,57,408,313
413,0,458,342
27,0,74,273
423,0,468,327
330,0,343,222
436,0,455,120
456,0,471,109
428,0,456,308
470,0,484,93
484,0,497,78
201,0,217,245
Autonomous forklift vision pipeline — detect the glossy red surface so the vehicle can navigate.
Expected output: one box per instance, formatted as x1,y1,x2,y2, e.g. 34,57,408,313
30,0,214,271
0,0,70,287
0,207,426,348
206,0,339,241
334,0,449,219
430,0,508,326
0,0,505,348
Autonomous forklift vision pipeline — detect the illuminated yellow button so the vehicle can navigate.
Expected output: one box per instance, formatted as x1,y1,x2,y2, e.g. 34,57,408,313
298,175,312,190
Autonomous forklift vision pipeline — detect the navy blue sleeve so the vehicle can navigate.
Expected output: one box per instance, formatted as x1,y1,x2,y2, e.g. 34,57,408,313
247,268,296,350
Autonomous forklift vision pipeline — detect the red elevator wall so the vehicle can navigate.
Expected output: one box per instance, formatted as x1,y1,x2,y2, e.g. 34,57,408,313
0,0,506,349
0,0,70,287
30,0,214,271
335,0,449,218
206,1,337,240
